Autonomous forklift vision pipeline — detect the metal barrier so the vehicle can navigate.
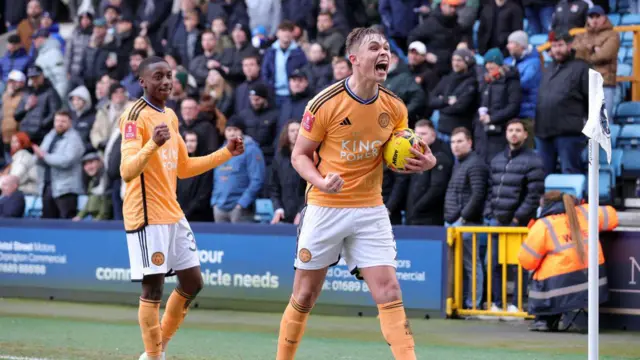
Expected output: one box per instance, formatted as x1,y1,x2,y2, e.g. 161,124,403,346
446,226,534,319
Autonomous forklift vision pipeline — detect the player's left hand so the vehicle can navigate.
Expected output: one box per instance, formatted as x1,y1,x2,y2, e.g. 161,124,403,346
395,140,437,174
226,137,245,156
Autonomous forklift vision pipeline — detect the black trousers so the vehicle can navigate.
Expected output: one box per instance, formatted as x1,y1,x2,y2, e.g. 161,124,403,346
42,185,78,219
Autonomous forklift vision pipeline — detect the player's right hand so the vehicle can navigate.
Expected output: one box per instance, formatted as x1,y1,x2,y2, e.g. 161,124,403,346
320,173,344,194
152,123,171,146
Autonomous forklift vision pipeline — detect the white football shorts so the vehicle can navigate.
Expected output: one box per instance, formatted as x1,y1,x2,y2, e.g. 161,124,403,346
294,205,397,274
126,217,200,281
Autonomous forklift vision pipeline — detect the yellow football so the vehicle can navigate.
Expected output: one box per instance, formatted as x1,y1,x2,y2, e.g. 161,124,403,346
383,128,425,171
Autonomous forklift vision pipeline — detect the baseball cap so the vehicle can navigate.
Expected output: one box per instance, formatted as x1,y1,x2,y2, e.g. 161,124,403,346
408,41,427,55
82,152,101,163
8,70,26,83
289,69,308,80
93,17,107,27
26,65,44,78
249,83,269,99
588,5,605,16
32,28,50,39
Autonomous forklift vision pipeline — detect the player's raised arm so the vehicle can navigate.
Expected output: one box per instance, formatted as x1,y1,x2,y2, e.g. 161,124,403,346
120,116,163,183
176,126,243,179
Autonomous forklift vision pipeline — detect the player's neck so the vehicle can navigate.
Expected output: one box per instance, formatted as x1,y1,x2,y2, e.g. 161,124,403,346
142,94,165,111
346,75,378,101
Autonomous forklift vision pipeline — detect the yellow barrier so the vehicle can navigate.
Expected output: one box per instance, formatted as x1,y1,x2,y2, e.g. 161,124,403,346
536,25,640,101
446,226,534,319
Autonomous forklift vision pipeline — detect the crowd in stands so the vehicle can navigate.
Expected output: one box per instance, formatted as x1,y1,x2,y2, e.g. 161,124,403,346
0,0,635,234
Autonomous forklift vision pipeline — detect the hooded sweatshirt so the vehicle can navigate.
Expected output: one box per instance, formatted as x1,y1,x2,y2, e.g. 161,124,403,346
68,85,96,148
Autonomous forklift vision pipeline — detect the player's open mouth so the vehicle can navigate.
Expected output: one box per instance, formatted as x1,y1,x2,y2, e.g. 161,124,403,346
375,61,388,75
159,87,171,94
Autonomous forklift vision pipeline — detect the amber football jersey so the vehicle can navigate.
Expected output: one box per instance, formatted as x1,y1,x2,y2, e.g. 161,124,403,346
298,78,408,208
120,98,231,232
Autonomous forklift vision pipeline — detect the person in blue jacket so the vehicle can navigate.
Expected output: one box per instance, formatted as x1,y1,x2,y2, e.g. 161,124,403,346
211,118,265,223
0,35,30,84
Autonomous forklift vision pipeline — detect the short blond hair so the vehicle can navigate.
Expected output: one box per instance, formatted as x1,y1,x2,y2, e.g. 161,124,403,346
345,27,386,55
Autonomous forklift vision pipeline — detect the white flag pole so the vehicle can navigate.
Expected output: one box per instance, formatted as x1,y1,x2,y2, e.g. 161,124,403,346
587,138,599,360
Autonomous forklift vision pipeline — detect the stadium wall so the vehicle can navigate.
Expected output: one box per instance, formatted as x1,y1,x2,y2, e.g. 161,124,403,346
0,219,447,318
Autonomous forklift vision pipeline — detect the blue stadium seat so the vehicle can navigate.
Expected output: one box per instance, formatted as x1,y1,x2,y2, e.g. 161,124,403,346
615,102,640,124
23,195,35,217
622,32,633,46
621,13,640,25
610,148,624,176
599,169,612,201
77,195,88,212
254,198,274,223
523,18,529,33
545,174,586,199
610,123,621,147
618,124,640,146
608,13,621,26
27,196,43,218
529,34,548,47
474,54,484,65
473,21,480,50
621,149,640,172
618,63,632,89
622,46,634,65
542,51,552,63
431,110,440,129
618,48,626,63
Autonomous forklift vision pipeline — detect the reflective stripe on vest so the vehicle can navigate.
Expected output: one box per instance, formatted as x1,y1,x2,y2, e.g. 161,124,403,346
539,217,574,254
577,205,609,230
521,243,542,259
529,276,607,300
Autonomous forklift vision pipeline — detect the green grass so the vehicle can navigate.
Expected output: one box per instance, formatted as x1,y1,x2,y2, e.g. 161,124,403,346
0,299,639,360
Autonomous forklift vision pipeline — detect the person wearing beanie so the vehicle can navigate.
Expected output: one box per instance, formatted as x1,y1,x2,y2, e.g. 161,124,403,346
0,35,30,84
475,47,522,163
476,0,524,56
73,152,112,222
505,30,541,149
65,10,95,81
210,116,266,223
428,48,479,138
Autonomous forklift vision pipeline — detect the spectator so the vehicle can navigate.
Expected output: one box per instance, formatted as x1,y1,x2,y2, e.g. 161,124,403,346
384,51,426,127
176,130,214,222
211,17,235,52
99,0,135,21
407,41,440,102
17,0,43,52
246,0,282,36
198,94,228,143
0,36,31,84
170,10,203,70
318,0,350,36
39,12,66,54
268,120,305,224
505,30,542,148
33,110,85,219
235,83,279,166
32,29,68,98
0,175,25,218
428,49,478,139
105,15,137,80
281,0,315,33
180,97,220,155
316,11,346,58
91,83,130,152
207,0,250,29
234,55,267,114
219,23,260,85
133,35,156,57
382,164,409,225
2,71,27,156
204,69,235,118
572,6,620,120
551,0,589,32
15,66,62,145
189,30,224,87
524,0,555,34
65,11,95,84
163,0,202,52
167,71,190,115
474,48,522,163
136,0,173,53
104,129,122,220
95,74,117,109
405,119,454,225
332,56,352,82
477,0,523,56
73,152,112,221
75,18,110,95
103,5,121,36
211,118,265,223
536,30,589,175
303,43,334,94
408,0,464,76
121,50,147,100
444,127,489,309
277,69,313,135
484,120,545,317
431,0,480,32
68,85,97,150
262,21,308,107
5,132,38,195
379,0,429,52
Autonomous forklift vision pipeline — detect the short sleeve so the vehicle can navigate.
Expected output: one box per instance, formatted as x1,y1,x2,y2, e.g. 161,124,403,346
299,107,327,143
392,101,409,131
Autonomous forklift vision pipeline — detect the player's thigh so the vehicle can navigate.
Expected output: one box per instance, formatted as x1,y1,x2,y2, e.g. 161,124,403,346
168,218,201,273
342,206,398,277
292,268,329,307
294,205,352,270
126,225,171,281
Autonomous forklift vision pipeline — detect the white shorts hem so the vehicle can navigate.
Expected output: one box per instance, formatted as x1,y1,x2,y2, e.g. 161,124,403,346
349,262,398,271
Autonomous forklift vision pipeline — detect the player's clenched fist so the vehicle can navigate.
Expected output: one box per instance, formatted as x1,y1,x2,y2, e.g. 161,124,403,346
226,136,245,156
321,172,344,194
152,123,171,146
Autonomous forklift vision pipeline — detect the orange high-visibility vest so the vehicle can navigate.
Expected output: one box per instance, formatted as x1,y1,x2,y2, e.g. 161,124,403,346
518,204,618,315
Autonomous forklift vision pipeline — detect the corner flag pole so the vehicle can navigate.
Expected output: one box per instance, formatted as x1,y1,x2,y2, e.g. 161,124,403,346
583,69,612,360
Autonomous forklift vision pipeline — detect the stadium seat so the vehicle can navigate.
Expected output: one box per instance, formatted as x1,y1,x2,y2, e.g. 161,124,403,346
542,51,552,63
610,148,624,176
23,195,35,217
529,34,548,47
599,168,613,201
615,102,640,124
27,196,43,218
431,110,440,129
618,124,640,146
77,195,88,212
622,32,633,46
474,54,484,65
622,47,634,65
621,13,640,25
254,198,274,223
545,174,586,199
610,123,621,147
618,48,626,63
621,149,640,172
618,63,632,89
523,18,529,33
473,21,480,49
608,13,621,26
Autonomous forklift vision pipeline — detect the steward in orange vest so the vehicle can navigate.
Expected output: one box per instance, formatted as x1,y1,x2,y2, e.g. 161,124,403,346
518,191,618,331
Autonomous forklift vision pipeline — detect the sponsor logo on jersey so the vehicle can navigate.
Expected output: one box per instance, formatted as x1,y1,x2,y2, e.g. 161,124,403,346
124,122,137,140
302,111,315,131
340,139,383,162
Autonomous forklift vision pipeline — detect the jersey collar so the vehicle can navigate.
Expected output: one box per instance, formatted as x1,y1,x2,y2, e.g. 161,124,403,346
142,96,166,113
344,77,379,105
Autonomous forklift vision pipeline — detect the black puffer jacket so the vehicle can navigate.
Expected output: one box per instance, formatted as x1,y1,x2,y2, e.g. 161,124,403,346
444,152,489,224
478,65,522,127
304,59,335,94
552,0,588,32
408,8,463,76
267,148,306,223
236,105,279,165
477,0,524,55
14,79,62,145
429,69,478,135
485,147,545,225
405,139,454,225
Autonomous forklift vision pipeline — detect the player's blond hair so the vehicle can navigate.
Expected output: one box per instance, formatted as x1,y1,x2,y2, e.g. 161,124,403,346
345,27,386,55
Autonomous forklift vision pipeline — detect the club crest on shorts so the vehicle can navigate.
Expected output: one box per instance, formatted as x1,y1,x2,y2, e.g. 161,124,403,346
151,252,165,266
298,248,312,263
378,113,390,128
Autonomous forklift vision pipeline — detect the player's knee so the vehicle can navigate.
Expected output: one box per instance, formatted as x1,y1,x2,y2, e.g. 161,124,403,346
293,288,320,308
141,284,164,301
184,276,204,297
373,278,402,304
